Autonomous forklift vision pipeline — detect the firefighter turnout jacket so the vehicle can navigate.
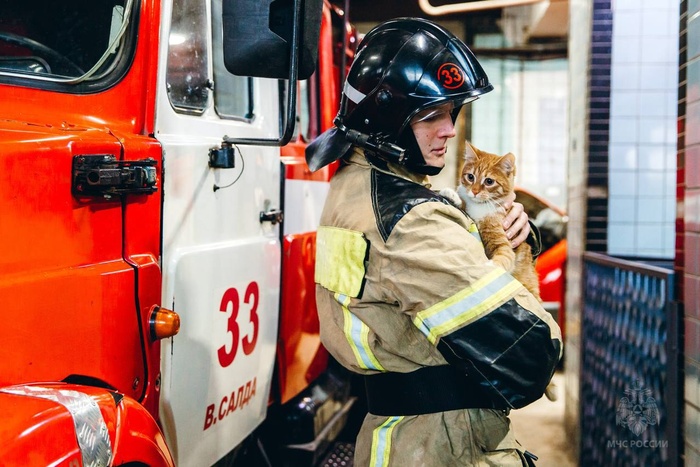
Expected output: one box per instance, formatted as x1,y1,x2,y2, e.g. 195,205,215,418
314,148,563,466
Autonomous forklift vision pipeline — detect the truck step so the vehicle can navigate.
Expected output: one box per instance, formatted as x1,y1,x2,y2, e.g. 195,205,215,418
319,441,354,467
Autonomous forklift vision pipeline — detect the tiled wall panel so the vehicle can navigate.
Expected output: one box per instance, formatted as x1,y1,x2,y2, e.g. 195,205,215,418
608,1,680,259
586,1,611,254
470,59,568,209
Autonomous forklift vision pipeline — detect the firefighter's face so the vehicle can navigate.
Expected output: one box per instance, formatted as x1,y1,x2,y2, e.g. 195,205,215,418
410,103,457,168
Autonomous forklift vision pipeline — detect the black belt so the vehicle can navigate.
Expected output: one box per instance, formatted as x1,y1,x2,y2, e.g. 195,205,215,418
364,365,505,416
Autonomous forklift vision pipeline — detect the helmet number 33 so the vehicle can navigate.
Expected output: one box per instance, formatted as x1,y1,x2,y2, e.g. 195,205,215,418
438,63,464,89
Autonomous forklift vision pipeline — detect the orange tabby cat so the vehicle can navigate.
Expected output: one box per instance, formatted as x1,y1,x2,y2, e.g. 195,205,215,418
455,143,540,300
443,143,558,401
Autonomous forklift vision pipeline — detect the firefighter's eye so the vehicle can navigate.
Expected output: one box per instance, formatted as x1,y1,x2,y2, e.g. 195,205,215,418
484,178,494,186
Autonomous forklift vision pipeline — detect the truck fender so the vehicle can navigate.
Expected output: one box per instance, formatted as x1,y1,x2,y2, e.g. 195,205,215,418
0,382,174,467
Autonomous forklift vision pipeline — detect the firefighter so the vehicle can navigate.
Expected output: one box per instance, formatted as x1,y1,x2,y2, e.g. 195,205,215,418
306,18,562,466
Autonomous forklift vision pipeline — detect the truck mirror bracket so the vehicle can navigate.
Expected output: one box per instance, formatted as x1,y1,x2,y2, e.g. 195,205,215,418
221,0,322,148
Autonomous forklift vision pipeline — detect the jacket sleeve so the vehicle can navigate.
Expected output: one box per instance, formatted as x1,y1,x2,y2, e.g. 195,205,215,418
380,201,562,409
527,220,543,258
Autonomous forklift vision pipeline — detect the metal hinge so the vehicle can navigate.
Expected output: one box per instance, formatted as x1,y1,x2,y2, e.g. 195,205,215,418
72,155,157,198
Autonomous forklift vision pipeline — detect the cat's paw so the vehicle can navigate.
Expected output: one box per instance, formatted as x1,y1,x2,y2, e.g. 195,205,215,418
492,253,515,272
439,187,462,207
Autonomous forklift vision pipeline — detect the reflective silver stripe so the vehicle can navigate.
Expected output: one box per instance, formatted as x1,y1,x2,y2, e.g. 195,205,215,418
2,385,113,467
343,81,366,104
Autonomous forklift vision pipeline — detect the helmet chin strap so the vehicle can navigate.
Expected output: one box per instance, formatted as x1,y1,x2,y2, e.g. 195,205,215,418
335,119,443,176
398,129,444,176
335,119,407,163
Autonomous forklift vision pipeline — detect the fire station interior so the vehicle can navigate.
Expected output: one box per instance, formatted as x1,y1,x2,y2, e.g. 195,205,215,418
338,1,692,467
1,0,696,466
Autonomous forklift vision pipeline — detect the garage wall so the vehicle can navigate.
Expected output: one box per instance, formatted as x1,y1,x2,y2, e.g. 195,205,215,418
607,0,680,259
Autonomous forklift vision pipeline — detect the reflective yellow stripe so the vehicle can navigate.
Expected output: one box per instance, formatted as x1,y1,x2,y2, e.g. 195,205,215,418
337,293,385,371
468,221,482,242
315,226,368,298
413,269,522,345
370,416,403,467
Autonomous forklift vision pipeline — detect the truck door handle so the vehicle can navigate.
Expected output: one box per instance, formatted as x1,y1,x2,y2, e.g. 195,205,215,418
260,209,283,225
72,155,157,198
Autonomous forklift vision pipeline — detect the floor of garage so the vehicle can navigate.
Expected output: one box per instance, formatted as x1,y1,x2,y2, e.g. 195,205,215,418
510,372,577,467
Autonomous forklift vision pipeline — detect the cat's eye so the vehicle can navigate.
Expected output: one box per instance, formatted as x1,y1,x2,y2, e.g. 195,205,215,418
466,174,475,182
484,178,495,186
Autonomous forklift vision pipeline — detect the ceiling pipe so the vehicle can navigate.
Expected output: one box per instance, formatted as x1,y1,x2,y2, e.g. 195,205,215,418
418,0,547,15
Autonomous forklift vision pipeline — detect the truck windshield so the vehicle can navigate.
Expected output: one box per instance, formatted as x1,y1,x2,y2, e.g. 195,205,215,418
0,0,135,85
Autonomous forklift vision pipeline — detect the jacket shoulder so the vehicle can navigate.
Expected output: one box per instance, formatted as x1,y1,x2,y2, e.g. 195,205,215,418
371,169,454,242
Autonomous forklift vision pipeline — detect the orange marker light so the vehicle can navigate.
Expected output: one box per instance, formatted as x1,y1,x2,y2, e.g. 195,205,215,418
149,306,181,340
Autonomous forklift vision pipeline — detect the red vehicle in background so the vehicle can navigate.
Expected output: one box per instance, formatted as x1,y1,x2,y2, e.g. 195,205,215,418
516,188,568,341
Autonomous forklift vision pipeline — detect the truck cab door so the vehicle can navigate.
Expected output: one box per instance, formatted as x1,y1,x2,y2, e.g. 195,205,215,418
155,1,287,465
0,124,159,403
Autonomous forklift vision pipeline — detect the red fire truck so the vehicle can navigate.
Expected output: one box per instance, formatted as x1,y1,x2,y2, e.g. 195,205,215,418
0,0,357,465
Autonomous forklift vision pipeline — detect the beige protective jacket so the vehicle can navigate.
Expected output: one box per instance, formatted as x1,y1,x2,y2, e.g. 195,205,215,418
315,149,562,466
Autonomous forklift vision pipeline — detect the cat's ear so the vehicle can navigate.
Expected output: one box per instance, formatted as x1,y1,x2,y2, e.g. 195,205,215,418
463,142,477,162
501,153,516,176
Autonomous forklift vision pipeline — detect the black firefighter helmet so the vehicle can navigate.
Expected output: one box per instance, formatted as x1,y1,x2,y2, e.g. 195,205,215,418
305,17,493,175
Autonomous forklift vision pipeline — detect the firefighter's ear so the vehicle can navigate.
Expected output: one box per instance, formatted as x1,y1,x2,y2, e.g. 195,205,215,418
222,0,323,80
